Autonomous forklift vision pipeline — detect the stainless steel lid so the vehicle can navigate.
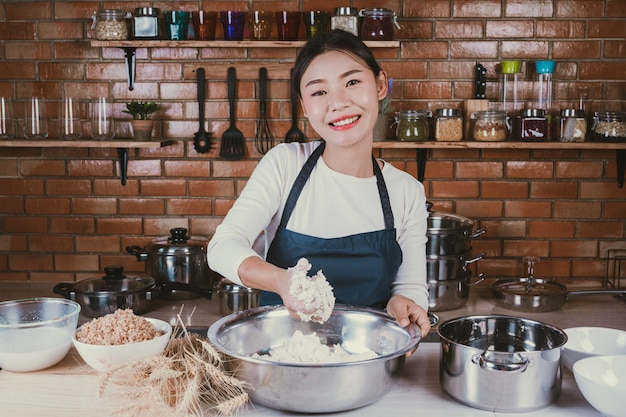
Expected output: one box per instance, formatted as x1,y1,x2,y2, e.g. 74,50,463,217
521,108,546,117
436,108,461,117
146,227,208,256
73,265,155,294
135,7,159,16
334,7,358,16
214,278,259,294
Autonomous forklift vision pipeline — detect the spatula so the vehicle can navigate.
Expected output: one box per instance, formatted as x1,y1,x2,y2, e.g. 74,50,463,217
219,67,246,160
285,68,305,143
193,68,212,153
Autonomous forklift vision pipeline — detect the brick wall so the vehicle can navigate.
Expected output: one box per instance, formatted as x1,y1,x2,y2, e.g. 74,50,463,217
0,0,625,287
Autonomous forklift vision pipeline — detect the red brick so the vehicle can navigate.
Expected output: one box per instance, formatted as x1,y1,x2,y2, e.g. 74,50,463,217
55,254,99,271
143,218,191,236
505,201,552,218
577,221,624,238
456,161,504,178
482,181,529,198
530,182,578,199
28,235,73,253
50,217,95,234
431,180,479,198
556,1,605,18
0,235,27,251
453,0,502,18
528,220,576,238
506,161,554,179
188,179,236,197
405,0,451,17
75,236,121,253
25,197,70,215
455,200,503,218
537,20,586,38
167,198,213,215
9,254,53,271
553,201,602,219
119,198,166,215
503,240,550,258
580,182,626,199
46,179,93,196
486,21,534,38
479,220,527,237
605,201,626,219
551,240,598,258
97,218,143,235
3,216,48,233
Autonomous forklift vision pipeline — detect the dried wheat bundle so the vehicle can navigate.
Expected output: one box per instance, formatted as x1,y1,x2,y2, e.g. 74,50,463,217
99,309,250,417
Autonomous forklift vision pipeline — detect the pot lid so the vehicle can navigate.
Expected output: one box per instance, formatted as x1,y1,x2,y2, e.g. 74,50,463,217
426,202,474,231
492,277,568,297
214,278,259,293
73,265,155,294
145,227,208,255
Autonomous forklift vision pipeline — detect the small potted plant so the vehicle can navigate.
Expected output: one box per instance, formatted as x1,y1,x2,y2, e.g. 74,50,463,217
123,100,159,141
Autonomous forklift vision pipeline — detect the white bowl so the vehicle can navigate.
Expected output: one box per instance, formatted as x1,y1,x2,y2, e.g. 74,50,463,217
563,327,626,371
573,355,626,417
0,298,81,372
72,317,172,372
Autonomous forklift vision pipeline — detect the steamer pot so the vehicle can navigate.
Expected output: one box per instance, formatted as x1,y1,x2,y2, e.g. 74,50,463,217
426,252,483,281
428,273,485,312
126,227,212,300
426,204,486,256
437,315,567,412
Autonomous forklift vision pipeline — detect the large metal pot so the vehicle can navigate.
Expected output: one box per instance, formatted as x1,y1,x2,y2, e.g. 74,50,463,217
492,277,626,313
437,315,567,412
428,273,485,312
207,305,421,413
126,227,212,300
53,265,212,318
426,251,483,281
426,206,486,256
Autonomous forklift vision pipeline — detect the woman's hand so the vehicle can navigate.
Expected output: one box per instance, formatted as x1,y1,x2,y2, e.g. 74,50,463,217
386,295,431,338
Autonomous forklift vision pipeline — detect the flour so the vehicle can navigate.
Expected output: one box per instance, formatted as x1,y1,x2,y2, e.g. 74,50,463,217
289,258,335,323
253,330,378,364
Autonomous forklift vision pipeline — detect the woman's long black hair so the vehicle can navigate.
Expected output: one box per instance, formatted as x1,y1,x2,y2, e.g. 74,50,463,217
291,30,382,98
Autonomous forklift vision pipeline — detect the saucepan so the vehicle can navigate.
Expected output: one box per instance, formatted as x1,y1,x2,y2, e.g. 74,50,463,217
492,277,626,313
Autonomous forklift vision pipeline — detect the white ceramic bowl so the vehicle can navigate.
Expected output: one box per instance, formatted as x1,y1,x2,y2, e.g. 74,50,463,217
72,317,172,372
0,298,81,372
563,327,626,371
573,355,626,417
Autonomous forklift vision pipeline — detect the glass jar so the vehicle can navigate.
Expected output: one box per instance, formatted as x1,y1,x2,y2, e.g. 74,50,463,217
394,110,431,142
359,8,399,41
592,111,626,142
331,7,359,37
470,110,510,142
434,108,463,141
558,109,587,142
92,9,129,40
132,7,160,39
519,108,548,141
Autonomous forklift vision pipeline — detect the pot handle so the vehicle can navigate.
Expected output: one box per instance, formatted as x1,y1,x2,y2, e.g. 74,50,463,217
52,282,77,301
469,227,487,239
464,253,485,266
126,245,148,261
150,282,213,300
473,352,529,373
468,272,486,286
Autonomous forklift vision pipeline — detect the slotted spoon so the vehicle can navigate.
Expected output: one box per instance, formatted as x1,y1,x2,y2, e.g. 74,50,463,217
285,68,305,143
219,66,246,160
255,67,274,154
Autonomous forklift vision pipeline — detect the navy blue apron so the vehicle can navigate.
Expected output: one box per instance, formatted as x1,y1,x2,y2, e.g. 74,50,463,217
263,142,402,309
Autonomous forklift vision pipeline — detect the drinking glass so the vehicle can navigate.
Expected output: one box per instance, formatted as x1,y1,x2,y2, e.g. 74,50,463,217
91,97,115,139
25,96,48,139
304,11,329,38
193,11,216,40
220,11,247,40
60,96,81,139
165,11,190,40
250,11,273,40
0,97,14,138
275,11,301,41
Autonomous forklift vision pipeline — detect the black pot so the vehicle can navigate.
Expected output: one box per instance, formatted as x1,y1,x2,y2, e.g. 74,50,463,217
53,265,212,318
126,227,213,300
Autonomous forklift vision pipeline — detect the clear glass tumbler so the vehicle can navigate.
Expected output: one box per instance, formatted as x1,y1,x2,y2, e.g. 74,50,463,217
0,97,14,138
60,96,81,139
25,96,48,139
91,97,115,139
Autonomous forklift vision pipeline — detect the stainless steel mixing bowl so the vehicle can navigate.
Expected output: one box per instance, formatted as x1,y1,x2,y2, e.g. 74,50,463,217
207,305,422,413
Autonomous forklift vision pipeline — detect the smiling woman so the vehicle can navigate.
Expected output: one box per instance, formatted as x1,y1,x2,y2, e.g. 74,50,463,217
207,30,432,338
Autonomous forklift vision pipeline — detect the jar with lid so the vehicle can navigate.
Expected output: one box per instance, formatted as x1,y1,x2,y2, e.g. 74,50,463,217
592,111,626,142
394,110,431,142
557,109,587,142
519,108,548,141
132,7,160,39
470,110,510,142
92,9,129,40
331,7,359,37
359,8,400,41
434,108,463,141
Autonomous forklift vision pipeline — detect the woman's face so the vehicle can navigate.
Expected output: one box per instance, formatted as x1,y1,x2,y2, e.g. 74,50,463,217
299,50,387,148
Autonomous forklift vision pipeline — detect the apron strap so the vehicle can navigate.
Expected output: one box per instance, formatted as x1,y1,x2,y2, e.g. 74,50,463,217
279,141,395,230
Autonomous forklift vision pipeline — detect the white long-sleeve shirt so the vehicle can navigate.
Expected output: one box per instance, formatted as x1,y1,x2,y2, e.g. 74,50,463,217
207,141,429,310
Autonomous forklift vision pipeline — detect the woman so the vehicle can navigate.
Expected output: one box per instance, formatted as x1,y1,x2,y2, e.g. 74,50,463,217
207,30,430,336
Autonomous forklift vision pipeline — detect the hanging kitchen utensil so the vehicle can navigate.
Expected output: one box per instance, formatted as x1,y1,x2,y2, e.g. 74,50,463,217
193,67,212,153
285,67,305,143
219,66,246,160
255,67,274,154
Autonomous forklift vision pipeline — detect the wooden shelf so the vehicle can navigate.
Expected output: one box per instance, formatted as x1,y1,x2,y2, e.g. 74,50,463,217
0,139,176,148
372,141,626,150
90,40,400,48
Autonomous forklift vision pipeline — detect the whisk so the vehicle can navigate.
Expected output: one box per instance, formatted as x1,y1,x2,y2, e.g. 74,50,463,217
255,67,274,154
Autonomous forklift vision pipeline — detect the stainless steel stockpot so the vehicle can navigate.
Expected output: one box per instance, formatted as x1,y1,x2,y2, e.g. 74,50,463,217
428,273,484,312
437,315,567,412
214,277,260,316
126,227,213,300
426,251,483,281
426,208,486,257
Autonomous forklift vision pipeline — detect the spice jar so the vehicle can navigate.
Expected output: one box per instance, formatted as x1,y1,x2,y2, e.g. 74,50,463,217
592,111,626,142
558,109,587,142
132,7,160,39
470,110,510,142
92,9,129,40
331,7,359,36
519,108,548,141
394,110,431,142
359,8,400,41
434,108,463,141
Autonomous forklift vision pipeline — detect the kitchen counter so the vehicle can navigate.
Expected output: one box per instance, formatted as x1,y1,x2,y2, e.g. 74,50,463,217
1,282,625,416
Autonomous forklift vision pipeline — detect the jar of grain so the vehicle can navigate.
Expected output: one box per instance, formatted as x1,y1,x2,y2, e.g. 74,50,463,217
558,109,587,142
92,9,129,40
592,111,626,143
434,108,463,141
470,110,510,142
394,110,431,142
331,7,359,37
